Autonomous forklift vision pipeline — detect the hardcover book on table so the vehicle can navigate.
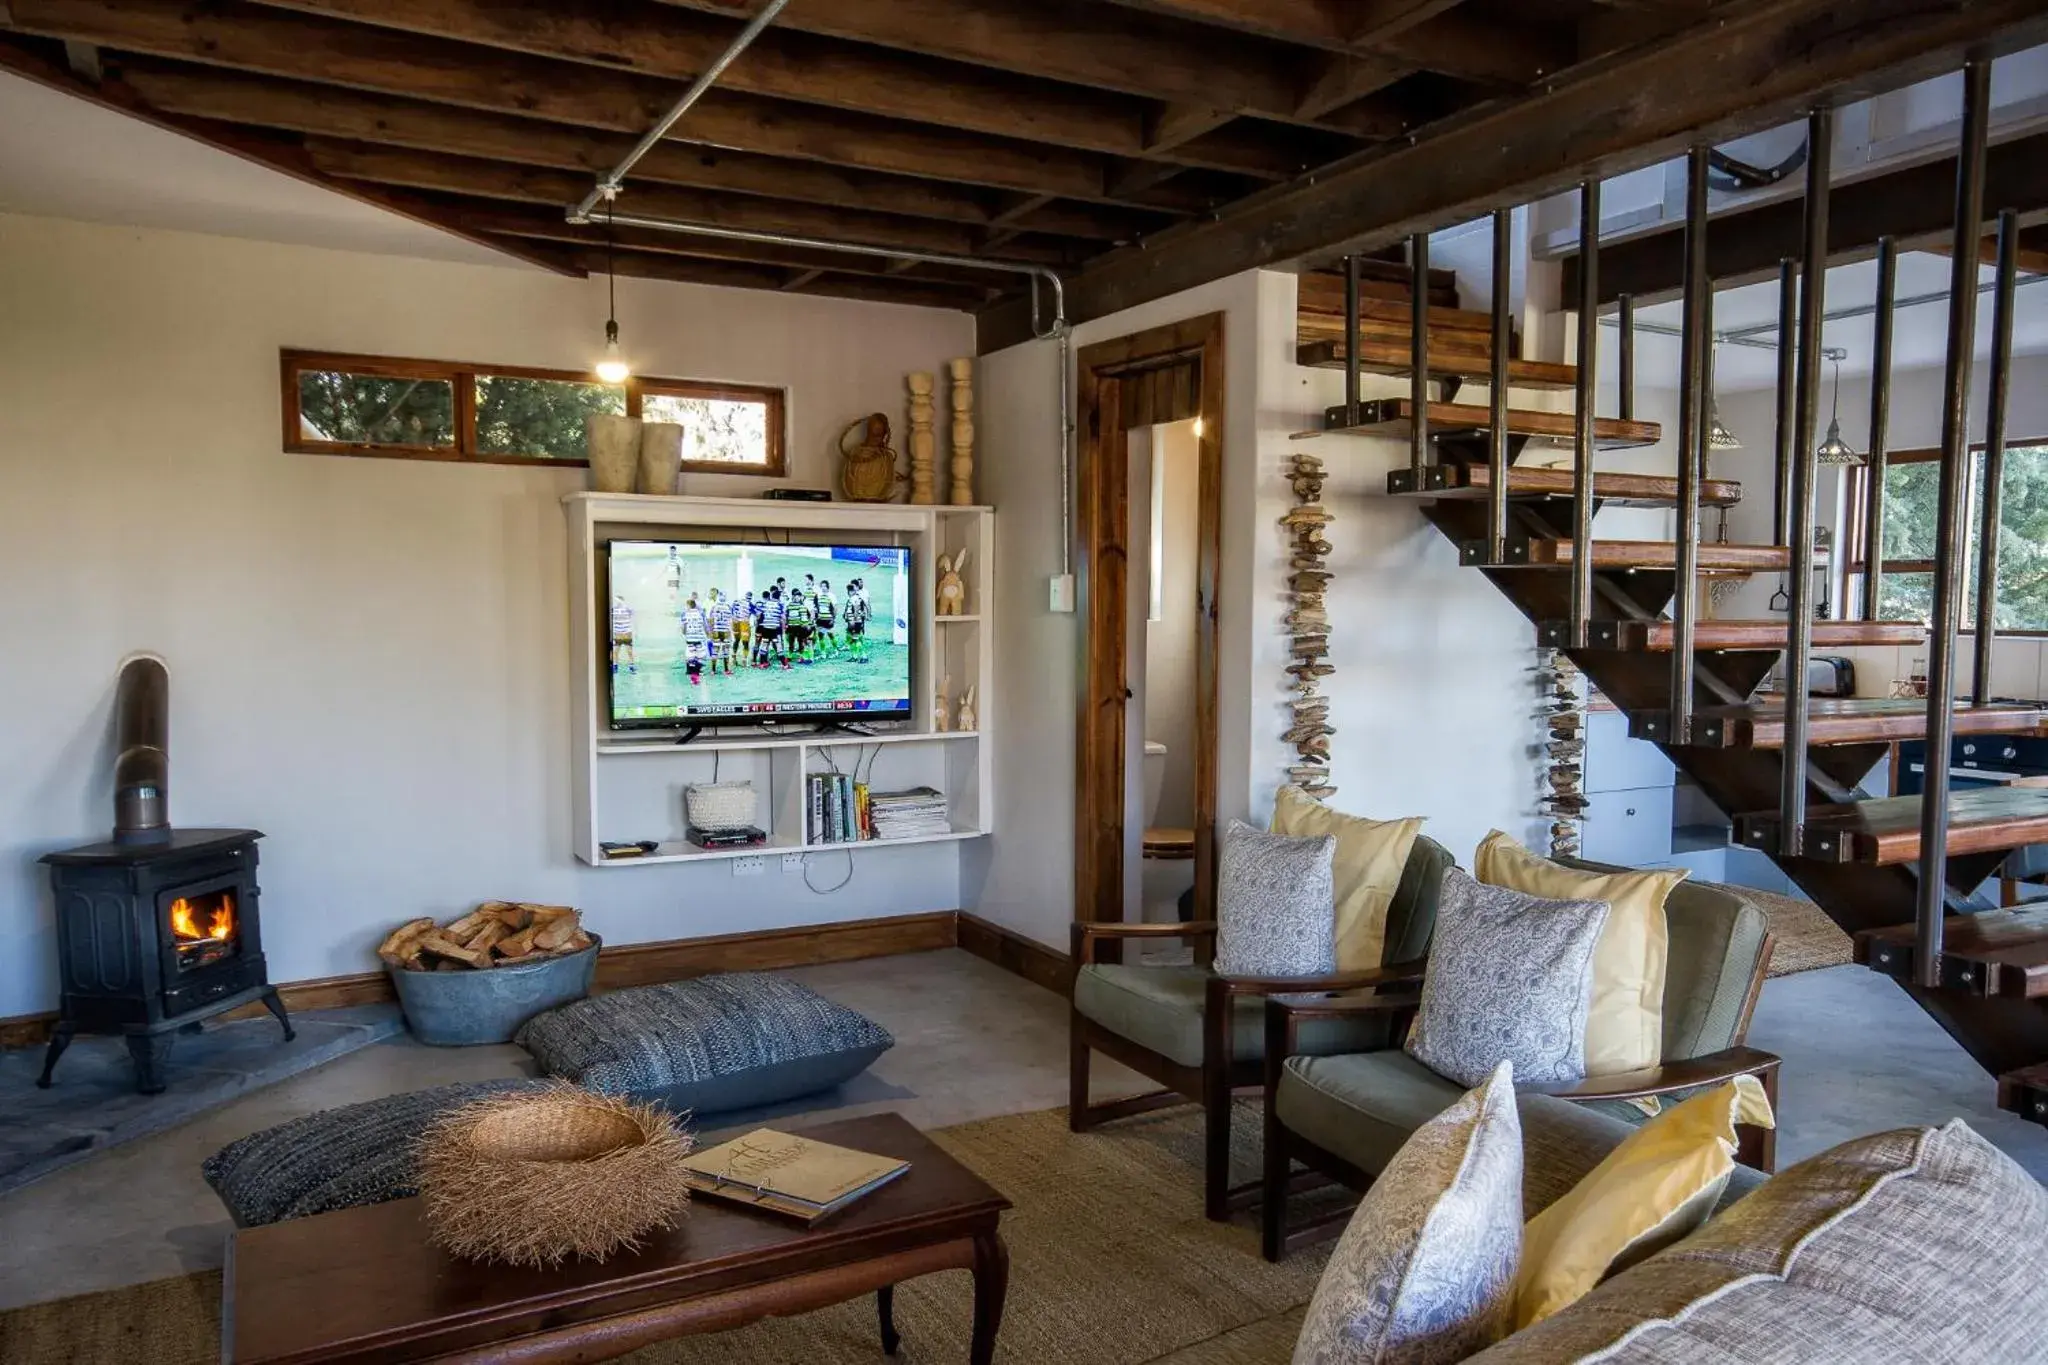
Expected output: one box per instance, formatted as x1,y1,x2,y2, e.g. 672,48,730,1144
680,1128,911,1225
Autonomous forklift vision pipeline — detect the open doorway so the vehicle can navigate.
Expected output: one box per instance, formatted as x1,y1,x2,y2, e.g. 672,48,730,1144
1074,314,1224,933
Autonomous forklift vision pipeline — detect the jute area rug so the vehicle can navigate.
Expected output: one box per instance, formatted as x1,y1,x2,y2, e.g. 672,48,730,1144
0,1104,1329,1365
1699,882,1855,978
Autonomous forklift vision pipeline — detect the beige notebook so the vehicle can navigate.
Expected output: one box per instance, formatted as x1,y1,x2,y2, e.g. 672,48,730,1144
681,1128,910,1225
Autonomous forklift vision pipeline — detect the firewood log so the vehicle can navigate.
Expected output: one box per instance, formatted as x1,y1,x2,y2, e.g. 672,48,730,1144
441,910,493,942
521,903,576,923
377,917,438,967
495,923,545,959
417,931,493,969
480,901,528,929
552,930,594,955
534,915,583,952
466,920,511,955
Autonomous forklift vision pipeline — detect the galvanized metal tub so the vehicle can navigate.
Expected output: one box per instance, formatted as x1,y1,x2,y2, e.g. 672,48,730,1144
389,935,601,1046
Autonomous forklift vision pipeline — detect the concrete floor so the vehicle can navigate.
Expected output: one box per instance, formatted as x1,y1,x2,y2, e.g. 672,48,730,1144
3,949,2048,1312
0,949,1145,1312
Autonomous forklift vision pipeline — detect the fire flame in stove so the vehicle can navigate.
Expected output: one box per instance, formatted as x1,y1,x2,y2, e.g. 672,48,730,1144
170,895,234,943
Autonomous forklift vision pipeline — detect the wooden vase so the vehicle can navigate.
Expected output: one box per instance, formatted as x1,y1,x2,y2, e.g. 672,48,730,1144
586,414,642,493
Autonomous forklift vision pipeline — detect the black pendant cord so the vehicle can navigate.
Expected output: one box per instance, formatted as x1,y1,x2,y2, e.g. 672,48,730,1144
606,202,621,345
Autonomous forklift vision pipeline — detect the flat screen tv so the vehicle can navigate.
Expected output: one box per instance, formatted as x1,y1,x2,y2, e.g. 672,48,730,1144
604,539,913,729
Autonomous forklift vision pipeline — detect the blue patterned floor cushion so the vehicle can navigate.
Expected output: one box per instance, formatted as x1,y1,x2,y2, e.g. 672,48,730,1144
202,1078,545,1227
516,972,894,1116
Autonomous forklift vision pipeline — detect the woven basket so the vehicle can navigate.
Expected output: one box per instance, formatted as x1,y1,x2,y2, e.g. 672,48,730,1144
418,1084,692,1268
685,780,757,832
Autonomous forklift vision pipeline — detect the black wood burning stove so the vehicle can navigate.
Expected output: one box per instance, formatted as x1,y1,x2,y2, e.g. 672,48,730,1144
36,659,292,1094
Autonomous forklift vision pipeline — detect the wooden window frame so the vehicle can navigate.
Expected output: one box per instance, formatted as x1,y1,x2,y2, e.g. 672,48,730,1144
1846,437,2048,636
280,349,787,475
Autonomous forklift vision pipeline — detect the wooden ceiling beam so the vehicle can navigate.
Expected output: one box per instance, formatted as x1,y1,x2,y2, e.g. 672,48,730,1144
1,0,1127,202
112,60,1176,243
299,141,1079,265
1101,0,1459,51
570,246,989,310
654,0,1333,127
1575,129,2048,305
249,0,1171,161
977,0,2048,349
0,34,579,276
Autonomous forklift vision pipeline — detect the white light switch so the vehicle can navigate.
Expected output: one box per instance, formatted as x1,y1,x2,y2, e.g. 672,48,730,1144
1049,574,1076,613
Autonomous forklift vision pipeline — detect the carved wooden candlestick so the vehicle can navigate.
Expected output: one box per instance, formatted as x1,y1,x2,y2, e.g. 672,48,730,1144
906,371,937,506
1282,453,1335,799
947,357,975,505
1536,648,1585,857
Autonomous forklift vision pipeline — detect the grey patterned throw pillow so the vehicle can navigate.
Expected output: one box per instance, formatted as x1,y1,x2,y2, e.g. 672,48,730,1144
1407,866,1609,1088
1294,1060,1523,1365
1214,819,1337,977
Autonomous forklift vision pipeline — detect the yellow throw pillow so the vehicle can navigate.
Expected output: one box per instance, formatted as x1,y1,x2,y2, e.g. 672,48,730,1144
1513,1074,1776,1328
1474,831,1681,1075
1271,787,1423,971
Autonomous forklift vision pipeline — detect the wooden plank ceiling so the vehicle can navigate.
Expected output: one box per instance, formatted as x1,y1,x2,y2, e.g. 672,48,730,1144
0,0,1672,310
2,0,2044,336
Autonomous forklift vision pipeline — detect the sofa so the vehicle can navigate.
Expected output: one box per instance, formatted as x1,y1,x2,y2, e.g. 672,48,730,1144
1162,1095,2048,1363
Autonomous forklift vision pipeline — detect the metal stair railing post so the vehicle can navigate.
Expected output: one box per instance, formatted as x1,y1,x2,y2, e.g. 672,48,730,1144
1571,178,1601,647
1859,237,1897,621
1670,147,1711,745
1342,253,1362,430
1617,293,1635,424
1973,208,2019,705
1771,260,1798,550
1919,56,1992,990
1488,209,1512,564
1781,105,1833,860
1410,233,1431,483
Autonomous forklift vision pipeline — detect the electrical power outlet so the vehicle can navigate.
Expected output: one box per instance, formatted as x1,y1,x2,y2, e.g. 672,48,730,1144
781,853,806,874
731,856,767,878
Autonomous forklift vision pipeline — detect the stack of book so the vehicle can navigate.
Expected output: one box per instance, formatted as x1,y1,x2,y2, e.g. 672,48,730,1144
680,1128,910,1225
807,772,870,844
869,787,951,840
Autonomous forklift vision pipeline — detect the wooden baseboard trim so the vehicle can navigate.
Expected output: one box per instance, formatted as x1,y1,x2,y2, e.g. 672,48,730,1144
0,910,962,1049
957,912,1074,997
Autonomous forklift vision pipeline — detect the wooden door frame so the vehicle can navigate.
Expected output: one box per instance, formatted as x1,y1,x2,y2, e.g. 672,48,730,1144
1074,313,1225,928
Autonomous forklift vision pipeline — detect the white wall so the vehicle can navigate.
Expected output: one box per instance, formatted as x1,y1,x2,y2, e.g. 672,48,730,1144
0,212,976,1017
970,271,1266,950
971,268,1547,951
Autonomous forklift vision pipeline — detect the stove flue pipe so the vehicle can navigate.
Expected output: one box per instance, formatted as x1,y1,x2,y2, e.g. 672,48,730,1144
113,654,170,844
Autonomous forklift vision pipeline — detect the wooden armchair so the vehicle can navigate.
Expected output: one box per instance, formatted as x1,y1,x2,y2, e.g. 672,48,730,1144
1259,875,1780,1260
1069,835,1453,1222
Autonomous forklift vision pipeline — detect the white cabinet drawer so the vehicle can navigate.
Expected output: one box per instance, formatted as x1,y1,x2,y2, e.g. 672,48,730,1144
1581,785,1675,867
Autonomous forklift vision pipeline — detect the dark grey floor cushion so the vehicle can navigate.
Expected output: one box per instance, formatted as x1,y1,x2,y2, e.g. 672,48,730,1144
517,972,895,1116
202,1078,544,1227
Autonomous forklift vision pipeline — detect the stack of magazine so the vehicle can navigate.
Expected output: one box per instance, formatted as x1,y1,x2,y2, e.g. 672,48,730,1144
869,786,951,840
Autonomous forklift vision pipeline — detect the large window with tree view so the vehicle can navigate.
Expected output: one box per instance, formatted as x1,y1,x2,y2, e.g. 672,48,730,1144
1854,442,2048,631
281,351,785,475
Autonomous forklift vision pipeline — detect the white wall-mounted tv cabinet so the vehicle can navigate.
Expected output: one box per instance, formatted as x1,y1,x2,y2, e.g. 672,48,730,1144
564,493,993,868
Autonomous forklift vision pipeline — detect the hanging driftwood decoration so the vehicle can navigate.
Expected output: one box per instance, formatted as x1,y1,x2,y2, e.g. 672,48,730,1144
1536,648,1585,856
1282,453,1336,799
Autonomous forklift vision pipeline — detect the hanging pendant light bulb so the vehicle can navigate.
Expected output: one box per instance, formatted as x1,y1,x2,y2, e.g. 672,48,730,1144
594,202,630,385
1815,354,1860,464
1705,337,1741,450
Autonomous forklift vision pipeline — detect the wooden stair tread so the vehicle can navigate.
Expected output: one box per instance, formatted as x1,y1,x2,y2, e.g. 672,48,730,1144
1478,538,1790,571
1576,619,1926,652
1737,788,2048,865
1999,1064,2048,1121
1390,463,1740,507
1296,292,1488,335
1300,264,1459,308
1648,698,2048,748
1858,907,2048,997
1296,399,1662,451
1296,339,1577,391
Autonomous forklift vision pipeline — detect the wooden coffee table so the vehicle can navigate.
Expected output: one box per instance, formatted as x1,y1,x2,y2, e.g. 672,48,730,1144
223,1112,1011,1364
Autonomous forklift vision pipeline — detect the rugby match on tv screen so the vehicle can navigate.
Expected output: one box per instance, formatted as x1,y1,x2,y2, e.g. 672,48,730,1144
605,540,913,727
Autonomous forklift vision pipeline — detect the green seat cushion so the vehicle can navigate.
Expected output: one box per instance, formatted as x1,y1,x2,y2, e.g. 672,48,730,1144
1073,964,1392,1070
1279,1052,1766,1217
